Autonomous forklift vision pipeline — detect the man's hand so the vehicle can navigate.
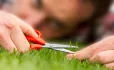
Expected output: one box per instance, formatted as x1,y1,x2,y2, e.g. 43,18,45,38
0,11,38,52
67,36,114,69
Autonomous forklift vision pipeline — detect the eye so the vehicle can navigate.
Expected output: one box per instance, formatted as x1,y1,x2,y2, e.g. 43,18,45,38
80,0,91,3
49,20,65,31
34,0,42,9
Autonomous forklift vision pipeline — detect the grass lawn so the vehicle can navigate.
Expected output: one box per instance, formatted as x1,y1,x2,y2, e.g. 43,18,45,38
0,47,109,70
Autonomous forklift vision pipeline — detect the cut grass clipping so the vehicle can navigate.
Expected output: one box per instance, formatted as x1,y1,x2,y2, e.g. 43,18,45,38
0,48,108,70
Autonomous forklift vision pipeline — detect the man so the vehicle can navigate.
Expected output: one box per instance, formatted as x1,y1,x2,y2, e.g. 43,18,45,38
0,0,113,69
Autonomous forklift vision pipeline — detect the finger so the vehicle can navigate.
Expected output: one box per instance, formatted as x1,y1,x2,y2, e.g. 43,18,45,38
106,63,114,70
0,26,17,52
66,54,74,60
18,21,38,37
0,36,17,52
1,11,38,38
10,24,30,52
0,11,37,52
89,50,114,64
67,49,91,60
1,12,38,52
8,13,39,37
67,36,114,60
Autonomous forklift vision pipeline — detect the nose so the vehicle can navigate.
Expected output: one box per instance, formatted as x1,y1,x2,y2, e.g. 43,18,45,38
25,11,46,28
17,9,46,28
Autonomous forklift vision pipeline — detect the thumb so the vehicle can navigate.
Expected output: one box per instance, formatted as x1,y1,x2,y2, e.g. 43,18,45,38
67,47,91,60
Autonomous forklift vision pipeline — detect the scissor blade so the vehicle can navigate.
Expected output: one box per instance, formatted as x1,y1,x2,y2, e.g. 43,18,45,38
52,48,75,54
43,43,78,48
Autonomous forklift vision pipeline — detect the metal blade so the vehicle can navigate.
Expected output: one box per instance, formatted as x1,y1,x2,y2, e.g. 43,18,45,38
52,48,75,54
43,43,78,48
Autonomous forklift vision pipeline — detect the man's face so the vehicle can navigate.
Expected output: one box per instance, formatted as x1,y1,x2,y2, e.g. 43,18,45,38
3,0,94,40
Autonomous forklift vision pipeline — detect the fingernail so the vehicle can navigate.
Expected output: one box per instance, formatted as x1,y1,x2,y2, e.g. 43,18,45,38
66,54,74,60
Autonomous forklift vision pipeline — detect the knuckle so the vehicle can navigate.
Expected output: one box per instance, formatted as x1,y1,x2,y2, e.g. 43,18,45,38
0,12,18,30
100,36,114,50
106,63,114,70
5,22,17,30
0,31,5,39
95,53,105,63
104,36,114,41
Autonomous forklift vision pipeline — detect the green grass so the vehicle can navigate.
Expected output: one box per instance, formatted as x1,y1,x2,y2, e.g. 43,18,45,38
0,47,109,70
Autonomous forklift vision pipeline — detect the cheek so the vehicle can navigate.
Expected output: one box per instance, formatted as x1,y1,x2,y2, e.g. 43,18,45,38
76,4,94,21
37,25,68,39
38,28,63,39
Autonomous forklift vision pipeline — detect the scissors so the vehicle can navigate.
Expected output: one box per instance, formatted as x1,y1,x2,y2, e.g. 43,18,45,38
26,30,78,54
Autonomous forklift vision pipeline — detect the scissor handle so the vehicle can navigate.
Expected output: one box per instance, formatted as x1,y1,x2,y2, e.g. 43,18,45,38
26,30,46,45
35,30,42,38
26,36,45,45
26,30,46,50
30,44,43,50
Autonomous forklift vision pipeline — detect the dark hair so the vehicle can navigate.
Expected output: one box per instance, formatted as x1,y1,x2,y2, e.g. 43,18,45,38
86,0,113,43
91,0,112,21
62,0,113,43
